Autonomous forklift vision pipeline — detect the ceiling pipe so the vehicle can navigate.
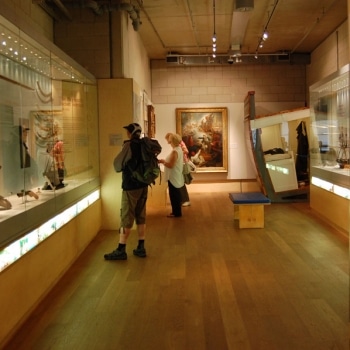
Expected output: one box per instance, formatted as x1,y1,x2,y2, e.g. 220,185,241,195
184,0,201,54
135,1,166,47
84,0,141,31
291,0,338,53
51,0,73,20
167,52,289,58
165,52,310,66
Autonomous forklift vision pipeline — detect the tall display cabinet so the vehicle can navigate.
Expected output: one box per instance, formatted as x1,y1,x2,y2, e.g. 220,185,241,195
0,14,100,260
0,15,101,346
309,64,349,234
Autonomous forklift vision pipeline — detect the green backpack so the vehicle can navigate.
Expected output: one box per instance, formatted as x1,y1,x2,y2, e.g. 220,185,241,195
130,137,162,185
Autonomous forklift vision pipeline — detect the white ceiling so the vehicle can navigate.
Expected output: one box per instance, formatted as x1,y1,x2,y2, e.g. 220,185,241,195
39,0,348,60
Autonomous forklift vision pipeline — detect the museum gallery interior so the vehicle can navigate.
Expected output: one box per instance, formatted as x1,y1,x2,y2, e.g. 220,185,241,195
0,1,349,349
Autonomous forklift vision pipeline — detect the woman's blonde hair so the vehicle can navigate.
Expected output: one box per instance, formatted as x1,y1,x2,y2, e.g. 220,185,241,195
175,133,183,143
165,132,181,146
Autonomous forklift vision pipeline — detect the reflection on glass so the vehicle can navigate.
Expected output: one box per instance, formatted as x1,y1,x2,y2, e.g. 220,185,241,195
309,65,350,195
0,17,99,203
0,15,100,252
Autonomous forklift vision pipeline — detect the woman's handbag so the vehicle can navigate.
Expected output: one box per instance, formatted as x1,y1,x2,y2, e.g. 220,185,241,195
183,163,193,184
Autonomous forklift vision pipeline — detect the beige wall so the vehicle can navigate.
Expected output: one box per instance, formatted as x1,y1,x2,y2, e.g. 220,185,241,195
98,79,133,230
0,0,53,41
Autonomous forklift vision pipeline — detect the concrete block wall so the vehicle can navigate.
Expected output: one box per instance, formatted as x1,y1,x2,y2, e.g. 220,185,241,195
151,62,307,106
54,8,110,78
1,0,54,41
54,9,152,94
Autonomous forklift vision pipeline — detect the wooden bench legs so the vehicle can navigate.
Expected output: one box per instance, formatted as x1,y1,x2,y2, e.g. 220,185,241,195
229,193,270,229
235,204,265,228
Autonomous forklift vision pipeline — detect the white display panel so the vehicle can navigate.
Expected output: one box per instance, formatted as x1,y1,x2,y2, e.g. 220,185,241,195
266,157,299,192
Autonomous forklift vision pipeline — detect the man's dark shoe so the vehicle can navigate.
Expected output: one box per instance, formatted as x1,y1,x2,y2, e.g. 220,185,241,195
133,247,147,258
104,249,127,260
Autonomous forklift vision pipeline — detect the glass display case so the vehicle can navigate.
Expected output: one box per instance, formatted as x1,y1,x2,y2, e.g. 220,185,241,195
309,64,350,199
0,15,100,249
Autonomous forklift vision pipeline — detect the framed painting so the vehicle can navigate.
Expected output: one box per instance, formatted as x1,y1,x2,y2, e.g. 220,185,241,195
147,105,156,138
176,107,228,172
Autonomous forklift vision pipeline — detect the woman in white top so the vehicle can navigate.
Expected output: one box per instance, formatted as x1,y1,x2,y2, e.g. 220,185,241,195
159,133,184,217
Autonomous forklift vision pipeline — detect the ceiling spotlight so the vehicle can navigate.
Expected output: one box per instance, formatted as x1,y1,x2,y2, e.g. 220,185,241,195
212,0,217,48
254,53,258,59
259,43,263,48
212,53,216,58
255,0,278,54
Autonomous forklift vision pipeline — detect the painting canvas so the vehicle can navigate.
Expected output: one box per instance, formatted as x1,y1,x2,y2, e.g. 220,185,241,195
176,107,228,172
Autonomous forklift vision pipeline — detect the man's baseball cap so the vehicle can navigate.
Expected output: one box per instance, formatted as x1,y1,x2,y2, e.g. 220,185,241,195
123,123,142,135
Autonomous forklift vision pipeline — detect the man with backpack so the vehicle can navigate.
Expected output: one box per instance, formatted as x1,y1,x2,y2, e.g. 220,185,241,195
104,122,159,261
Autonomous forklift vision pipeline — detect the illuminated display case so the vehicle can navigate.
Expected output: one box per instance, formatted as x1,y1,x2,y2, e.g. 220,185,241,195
309,65,349,233
309,64,350,198
0,15,100,249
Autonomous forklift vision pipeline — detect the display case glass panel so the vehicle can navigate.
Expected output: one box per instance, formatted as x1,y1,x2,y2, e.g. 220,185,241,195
0,15,100,249
309,65,350,197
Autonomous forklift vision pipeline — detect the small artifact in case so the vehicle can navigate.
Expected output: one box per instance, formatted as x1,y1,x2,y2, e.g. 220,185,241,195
0,196,12,210
17,190,39,200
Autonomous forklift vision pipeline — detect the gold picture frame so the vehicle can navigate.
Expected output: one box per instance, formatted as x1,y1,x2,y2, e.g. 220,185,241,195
147,105,156,138
176,107,228,172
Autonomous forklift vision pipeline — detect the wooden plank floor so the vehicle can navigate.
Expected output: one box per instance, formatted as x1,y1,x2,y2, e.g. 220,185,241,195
4,192,349,350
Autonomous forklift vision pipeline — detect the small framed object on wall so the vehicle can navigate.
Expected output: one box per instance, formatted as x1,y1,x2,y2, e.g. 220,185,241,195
176,107,228,172
147,105,156,138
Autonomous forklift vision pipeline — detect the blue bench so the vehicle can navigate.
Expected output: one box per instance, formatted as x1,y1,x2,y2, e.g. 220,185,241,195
229,192,271,228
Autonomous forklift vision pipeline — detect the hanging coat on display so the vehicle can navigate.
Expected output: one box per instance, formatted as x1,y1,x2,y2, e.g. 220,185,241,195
295,121,309,181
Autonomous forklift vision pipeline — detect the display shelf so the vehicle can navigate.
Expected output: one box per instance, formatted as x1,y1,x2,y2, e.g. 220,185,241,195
0,189,100,272
312,165,350,191
0,177,99,224
311,176,350,199
0,177,100,250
